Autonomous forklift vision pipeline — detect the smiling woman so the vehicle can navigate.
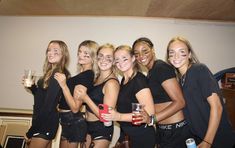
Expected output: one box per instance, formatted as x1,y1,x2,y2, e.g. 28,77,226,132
166,36,235,148
22,40,70,148
132,37,191,148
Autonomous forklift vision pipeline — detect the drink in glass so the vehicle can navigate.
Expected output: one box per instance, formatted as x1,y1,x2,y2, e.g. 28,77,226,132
24,70,35,87
132,103,144,125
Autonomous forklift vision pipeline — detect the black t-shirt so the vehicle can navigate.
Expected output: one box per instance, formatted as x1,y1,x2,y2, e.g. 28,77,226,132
182,63,235,147
58,70,94,110
147,60,176,103
26,69,69,139
117,72,149,127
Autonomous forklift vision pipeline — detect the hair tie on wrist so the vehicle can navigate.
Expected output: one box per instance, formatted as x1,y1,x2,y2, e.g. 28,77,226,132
203,139,212,145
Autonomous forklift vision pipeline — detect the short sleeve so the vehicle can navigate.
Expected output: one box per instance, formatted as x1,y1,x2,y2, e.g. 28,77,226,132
77,70,94,90
197,64,220,100
68,70,94,93
133,72,149,94
152,60,176,84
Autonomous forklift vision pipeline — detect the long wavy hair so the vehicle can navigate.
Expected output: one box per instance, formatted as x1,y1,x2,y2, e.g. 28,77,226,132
42,40,70,88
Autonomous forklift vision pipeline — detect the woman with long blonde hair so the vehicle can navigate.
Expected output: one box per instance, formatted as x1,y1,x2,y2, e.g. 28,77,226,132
23,40,70,148
54,40,99,148
74,43,120,148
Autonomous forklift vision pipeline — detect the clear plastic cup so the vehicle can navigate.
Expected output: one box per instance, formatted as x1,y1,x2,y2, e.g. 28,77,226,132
131,103,144,125
24,70,35,87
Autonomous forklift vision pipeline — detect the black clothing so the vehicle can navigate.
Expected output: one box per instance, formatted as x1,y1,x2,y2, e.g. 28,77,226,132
87,121,113,141
147,60,176,104
26,71,63,140
117,72,149,127
121,125,156,148
86,78,118,141
86,78,118,113
156,120,190,148
117,72,156,148
147,60,192,147
58,70,94,110
59,111,87,142
58,70,94,142
182,63,235,147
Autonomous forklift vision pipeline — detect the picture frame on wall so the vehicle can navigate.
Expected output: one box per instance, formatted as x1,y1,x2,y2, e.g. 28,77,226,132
3,135,26,148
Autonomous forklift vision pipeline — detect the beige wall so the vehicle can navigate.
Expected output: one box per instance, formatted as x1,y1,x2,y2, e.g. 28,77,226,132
0,16,235,110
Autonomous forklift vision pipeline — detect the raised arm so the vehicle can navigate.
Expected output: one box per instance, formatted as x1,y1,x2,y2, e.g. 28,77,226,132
54,72,83,113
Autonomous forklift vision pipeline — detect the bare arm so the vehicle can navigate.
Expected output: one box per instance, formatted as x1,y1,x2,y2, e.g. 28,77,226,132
198,93,222,148
156,78,185,122
104,79,134,122
78,79,120,118
106,87,155,123
136,88,155,115
54,73,83,113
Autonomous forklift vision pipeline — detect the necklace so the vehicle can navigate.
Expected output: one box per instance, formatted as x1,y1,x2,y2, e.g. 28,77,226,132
180,64,191,86
180,73,187,86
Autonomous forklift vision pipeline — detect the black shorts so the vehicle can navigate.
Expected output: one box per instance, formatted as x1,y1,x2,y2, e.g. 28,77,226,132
87,120,113,141
121,124,156,148
29,116,59,140
59,111,87,142
32,133,52,140
156,120,192,148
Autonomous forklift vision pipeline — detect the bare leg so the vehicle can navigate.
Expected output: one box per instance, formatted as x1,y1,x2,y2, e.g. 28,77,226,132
28,137,51,148
60,138,78,148
46,141,52,148
82,134,91,148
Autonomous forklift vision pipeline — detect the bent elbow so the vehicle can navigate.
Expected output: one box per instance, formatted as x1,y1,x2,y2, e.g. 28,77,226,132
71,107,79,113
218,102,223,115
71,109,79,113
179,98,186,109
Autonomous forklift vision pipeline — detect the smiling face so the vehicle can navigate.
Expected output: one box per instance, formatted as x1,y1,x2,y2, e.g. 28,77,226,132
167,40,191,72
114,49,134,73
77,45,93,66
97,47,114,71
47,42,63,64
133,42,155,69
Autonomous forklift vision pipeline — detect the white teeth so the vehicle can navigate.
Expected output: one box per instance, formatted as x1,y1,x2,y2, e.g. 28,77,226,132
100,63,107,66
141,59,147,62
173,60,181,64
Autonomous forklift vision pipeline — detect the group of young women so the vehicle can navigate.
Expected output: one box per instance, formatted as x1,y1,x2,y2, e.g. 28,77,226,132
22,37,235,148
